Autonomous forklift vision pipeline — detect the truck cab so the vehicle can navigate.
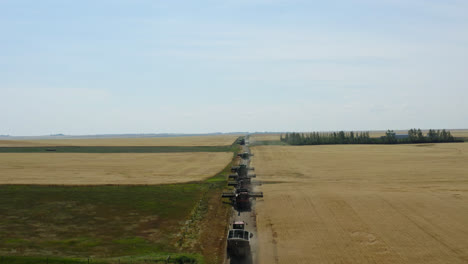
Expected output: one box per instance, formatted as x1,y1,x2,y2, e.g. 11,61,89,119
232,221,246,230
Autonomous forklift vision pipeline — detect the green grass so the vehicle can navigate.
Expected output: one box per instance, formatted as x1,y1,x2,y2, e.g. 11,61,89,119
0,256,108,264
0,184,206,258
0,253,203,264
0,145,236,153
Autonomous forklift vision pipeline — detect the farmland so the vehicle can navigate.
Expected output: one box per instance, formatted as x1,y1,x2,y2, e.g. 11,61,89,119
0,135,239,147
0,152,232,185
0,135,239,263
252,143,468,263
0,184,206,258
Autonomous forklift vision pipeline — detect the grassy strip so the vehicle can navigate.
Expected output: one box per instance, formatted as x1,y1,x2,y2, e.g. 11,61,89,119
0,185,209,263
0,185,206,257
175,146,240,263
0,253,203,263
0,146,235,153
0,255,107,264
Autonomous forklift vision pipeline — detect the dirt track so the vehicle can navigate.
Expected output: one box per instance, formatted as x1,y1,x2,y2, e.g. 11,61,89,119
252,143,468,264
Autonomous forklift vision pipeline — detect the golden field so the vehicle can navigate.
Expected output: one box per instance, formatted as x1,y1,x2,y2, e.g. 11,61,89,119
0,152,232,185
252,143,468,264
250,134,282,141
0,134,238,147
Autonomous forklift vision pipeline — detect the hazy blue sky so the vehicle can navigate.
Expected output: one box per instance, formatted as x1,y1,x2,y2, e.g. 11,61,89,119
1,0,467,136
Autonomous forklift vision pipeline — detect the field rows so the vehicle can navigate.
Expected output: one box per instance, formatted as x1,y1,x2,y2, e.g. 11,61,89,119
0,135,239,147
253,144,468,263
0,152,232,185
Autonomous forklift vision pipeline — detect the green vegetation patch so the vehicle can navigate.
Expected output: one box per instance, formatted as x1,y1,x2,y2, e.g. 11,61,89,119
281,129,462,145
0,184,207,258
0,145,235,153
0,253,203,264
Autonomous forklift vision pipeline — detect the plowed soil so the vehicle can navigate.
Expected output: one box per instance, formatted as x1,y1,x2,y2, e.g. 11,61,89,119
252,143,468,264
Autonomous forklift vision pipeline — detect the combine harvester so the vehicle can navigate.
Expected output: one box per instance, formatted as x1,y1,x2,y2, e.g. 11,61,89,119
228,178,261,190
237,152,254,160
223,142,262,260
224,154,263,210
228,172,256,182
231,164,255,177
226,221,253,258
229,162,258,189
222,188,263,211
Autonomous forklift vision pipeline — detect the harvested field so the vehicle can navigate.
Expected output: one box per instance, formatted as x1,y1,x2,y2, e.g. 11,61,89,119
252,143,468,264
250,134,281,141
0,134,238,147
0,152,232,185
450,129,468,138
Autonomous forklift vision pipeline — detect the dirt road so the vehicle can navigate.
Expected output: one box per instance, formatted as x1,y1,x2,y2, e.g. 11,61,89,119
225,142,261,264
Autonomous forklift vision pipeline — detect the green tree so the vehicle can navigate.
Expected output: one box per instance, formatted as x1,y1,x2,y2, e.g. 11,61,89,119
384,130,397,144
416,129,425,143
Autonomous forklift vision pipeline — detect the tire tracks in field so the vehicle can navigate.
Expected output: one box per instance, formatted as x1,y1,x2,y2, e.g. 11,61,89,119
323,195,404,263
378,195,467,263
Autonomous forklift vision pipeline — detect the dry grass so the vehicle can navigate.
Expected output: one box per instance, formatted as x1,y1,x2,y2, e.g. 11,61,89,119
252,143,468,264
0,152,232,185
0,135,238,147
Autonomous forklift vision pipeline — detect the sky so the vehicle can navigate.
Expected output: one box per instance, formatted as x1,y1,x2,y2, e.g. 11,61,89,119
1,0,467,136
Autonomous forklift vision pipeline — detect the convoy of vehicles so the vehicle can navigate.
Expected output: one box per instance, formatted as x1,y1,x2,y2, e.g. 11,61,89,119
222,136,263,259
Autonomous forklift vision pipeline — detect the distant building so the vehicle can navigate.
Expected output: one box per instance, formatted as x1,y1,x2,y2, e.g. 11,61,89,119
395,134,409,139
380,134,409,139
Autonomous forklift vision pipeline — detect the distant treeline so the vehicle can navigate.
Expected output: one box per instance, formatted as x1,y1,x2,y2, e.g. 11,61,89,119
280,129,461,145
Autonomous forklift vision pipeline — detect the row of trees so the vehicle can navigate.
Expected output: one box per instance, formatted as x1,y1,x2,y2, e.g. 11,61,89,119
281,131,374,145
280,129,460,145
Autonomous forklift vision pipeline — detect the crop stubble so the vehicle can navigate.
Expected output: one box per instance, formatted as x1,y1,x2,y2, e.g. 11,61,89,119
0,152,232,185
252,143,468,264
0,134,238,147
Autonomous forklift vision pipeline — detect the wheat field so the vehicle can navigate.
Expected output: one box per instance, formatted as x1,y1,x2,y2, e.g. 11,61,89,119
0,152,232,185
250,134,282,141
252,143,468,264
0,134,238,147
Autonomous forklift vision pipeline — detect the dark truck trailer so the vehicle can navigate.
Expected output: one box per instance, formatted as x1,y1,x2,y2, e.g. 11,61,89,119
227,225,253,257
